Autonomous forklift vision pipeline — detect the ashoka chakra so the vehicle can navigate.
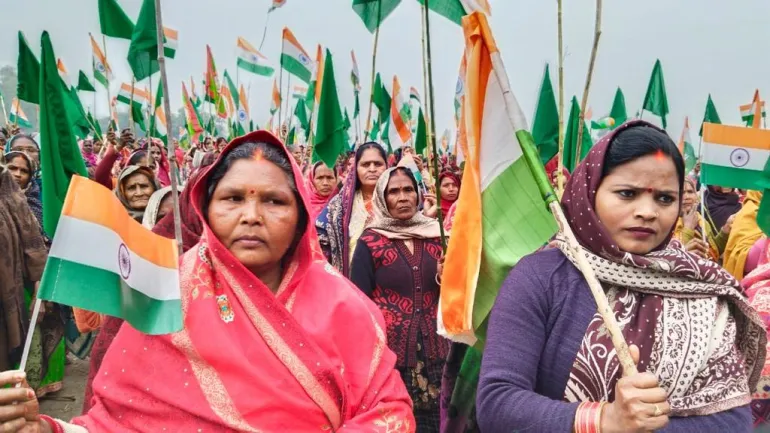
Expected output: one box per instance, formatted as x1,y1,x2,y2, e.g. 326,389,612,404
730,148,750,168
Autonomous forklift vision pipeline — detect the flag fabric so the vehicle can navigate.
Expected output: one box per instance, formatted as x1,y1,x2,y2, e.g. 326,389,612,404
292,86,307,100
39,175,181,335
388,76,412,150
77,70,96,92
182,82,204,139
150,81,167,142
189,77,202,109
678,117,697,174
741,90,766,128
372,73,391,122
591,117,615,130
563,96,593,172
280,28,313,83
17,31,40,105
293,98,309,132
439,12,558,345
269,0,287,12
98,0,135,39
397,153,424,185
116,83,150,109
90,34,112,88
57,59,71,87
352,0,402,33
87,111,103,141
109,97,120,131
641,59,669,129
609,87,627,128
163,27,178,59
454,55,467,126
204,45,220,103
10,97,32,128
220,82,235,118
127,0,161,81
236,85,250,135
350,50,362,91
418,0,491,25
236,37,275,76
410,87,421,104
532,64,559,164
64,86,93,139
306,45,325,115
415,107,427,156
270,79,281,114
701,123,770,191
223,70,240,109
38,31,90,237
700,94,721,137
313,49,347,169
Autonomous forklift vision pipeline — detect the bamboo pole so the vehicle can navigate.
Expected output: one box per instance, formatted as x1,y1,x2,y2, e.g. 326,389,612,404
101,34,114,135
277,52,284,133
364,0,383,138
420,2,432,159
258,9,272,51
556,0,566,196
129,78,136,136
154,0,183,257
574,0,603,168
0,92,9,125
488,51,637,377
423,0,447,249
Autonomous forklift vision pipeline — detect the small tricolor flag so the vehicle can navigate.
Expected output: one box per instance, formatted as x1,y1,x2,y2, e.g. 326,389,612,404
740,90,766,128
388,76,412,151
236,37,275,77
57,58,70,86
237,84,250,133
350,50,361,91
292,85,307,99
38,176,181,335
454,55,467,126
410,87,421,104
90,34,112,88
269,0,287,12
109,97,120,131
701,122,770,191
163,27,179,59
116,83,150,109
10,97,32,128
271,79,281,114
677,117,697,174
280,27,313,84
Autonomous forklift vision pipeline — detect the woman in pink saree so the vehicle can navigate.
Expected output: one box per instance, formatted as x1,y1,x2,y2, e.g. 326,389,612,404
0,131,414,432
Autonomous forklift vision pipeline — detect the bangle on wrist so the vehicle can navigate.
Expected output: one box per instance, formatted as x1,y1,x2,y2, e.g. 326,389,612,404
574,401,607,433
40,415,64,433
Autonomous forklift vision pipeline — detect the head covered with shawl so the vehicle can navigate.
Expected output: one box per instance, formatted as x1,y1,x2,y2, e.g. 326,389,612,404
368,167,441,240
79,139,98,167
141,186,173,229
704,184,742,232
305,161,339,221
3,151,43,234
557,119,765,416
71,131,413,432
438,170,461,217
114,165,159,221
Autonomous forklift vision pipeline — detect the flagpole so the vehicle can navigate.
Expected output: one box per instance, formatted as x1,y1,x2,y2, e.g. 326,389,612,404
0,93,9,125
284,74,292,135
278,38,285,133
420,3,433,165
129,78,136,136
423,0,447,250
258,9,272,51
154,0,183,257
364,0,383,138
148,73,154,140
101,34,113,137
574,0,603,168
556,0,566,196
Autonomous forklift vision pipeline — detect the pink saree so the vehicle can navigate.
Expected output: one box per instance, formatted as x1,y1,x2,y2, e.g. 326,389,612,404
71,131,414,432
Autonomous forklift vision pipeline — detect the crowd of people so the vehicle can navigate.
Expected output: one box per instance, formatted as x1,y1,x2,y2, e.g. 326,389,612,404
0,120,768,432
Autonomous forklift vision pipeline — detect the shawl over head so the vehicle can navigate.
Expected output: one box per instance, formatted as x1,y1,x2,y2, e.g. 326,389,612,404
305,161,338,221
141,186,172,229
704,185,742,232
79,139,98,167
438,170,461,217
557,119,765,416
368,167,441,240
114,165,159,221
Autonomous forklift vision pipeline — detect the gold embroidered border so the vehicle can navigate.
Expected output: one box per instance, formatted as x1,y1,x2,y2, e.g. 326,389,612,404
368,311,386,384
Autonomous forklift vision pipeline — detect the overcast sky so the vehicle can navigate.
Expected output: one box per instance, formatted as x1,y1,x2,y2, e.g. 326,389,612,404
2,0,769,142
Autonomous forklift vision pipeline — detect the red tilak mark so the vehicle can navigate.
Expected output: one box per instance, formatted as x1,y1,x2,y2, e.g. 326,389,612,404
249,189,256,195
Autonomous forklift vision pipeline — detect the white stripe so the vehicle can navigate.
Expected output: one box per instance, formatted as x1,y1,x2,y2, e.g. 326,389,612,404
702,141,769,171
479,68,523,191
49,216,180,301
282,40,312,70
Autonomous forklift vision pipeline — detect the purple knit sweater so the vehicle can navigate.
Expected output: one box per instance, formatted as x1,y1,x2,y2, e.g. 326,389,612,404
476,248,752,433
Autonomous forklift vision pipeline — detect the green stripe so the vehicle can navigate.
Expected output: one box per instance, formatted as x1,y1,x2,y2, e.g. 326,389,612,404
237,59,275,77
280,54,311,83
164,46,176,59
701,163,770,191
38,257,182,335
94,71,108,88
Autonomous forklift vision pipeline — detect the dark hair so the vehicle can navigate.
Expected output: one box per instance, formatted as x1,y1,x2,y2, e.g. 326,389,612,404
354,142,387,188
127,150,148,166
216,137,227,145
388,167,420,199
312,161,337,179
203,141,308,252
603,125,685,190
9,134,39,150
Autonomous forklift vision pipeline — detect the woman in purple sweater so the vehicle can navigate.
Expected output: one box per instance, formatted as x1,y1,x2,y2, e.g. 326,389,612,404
477,120,766,433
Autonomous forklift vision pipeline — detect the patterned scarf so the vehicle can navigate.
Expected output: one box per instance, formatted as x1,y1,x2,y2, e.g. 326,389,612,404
559,120,765,416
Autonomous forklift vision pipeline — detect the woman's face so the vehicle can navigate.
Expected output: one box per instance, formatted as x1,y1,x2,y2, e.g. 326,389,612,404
7,156,31,189
82,140,94,154
123,172,154,210
385,171,419,221
93,140,103,155
207,157,300,277
150,146,162,165
291,148,303,164
204,138,213,151
682,182,697,213
135,154,152,168
357,149,387,190
313,165,336,197
440,177,459,202
595,153,680,255
11,138,39,163
156,195,173,223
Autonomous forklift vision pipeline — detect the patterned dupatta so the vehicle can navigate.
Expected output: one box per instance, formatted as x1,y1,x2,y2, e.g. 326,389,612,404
72,132,413,432
558,120,765,416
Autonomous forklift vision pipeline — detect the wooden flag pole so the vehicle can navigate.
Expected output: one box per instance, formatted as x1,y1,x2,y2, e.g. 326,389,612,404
574,0,603,168
129,78,136,136
258,9,272,51
154,0,184,257
556,0,566,196
0,92,9,125
423,0,447,250
364,0,383,138
278,50,284,133
101,34,114,136
420,3,433,161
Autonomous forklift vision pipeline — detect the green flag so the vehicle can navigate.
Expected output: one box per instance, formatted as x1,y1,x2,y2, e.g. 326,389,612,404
76,70,96,92
287,126,296,146
294,98,309,132
87,111,103,141
372,73,391,122
38,31,89,237
415,107,427,156
563,96,593,172
17,32,40,104
353,90,361,119
642,59,669,129
609,87,627,128
98,0,135,39
65,86,92,139
369,117,381,141
127,0,160,81
313,50,347,168
531,64,559,164
223,70,240,109
352,0,402,33
416,0,483,25
343,109,352,131
699,94,721,137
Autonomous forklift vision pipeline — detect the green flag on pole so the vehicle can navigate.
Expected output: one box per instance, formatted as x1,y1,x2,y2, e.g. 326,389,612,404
352,0,402,33
77,70,96,92
699,94,722,137
127,0,161,81
17,32,40,105
609,87,628,128
98,0,135,39
563,96,593,172
531,64,559,164
641,59,669,129
415,107,427,156
313,49,347,168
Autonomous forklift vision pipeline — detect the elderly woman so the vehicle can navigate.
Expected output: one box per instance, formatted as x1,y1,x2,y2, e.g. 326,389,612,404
141,187,173,229
306,161,338,221
317,142,388,277
477,121,765,433
0,131,414,432
114,165,158,223
350,167,448,432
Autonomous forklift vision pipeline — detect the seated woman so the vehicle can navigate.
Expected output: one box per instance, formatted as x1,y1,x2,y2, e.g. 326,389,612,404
673,177,729,262
306,161,338,221
476,121,765,433
350,167,448,431
0,131,414,432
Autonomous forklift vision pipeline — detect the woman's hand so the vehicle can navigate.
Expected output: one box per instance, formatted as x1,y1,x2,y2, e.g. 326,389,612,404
0,370,45,432
682,207,699,230
601,345,670,433
684,237,709,258
436,254,445,285
721,214,737,235
423,193,438,218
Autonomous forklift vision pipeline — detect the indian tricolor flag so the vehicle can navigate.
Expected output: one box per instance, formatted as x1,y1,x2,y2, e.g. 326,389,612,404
292,85,307,100
237,37,274,77
10,97,32,128
117,83,150,110
280,27,313,84
741,90,766,128
454,55,467,126
271,79,281,115
388,76,412,151
163,27,179,59
90,34,112,88
57,58,70,86
38,176,181,335
237,84,250,133
701,123,770,191
438,12,558,344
